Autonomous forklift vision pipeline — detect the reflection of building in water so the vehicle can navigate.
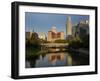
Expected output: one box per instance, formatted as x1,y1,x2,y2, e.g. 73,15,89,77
66,54,72,66
47,26,64,42
34,53,73,67
48,53,65,65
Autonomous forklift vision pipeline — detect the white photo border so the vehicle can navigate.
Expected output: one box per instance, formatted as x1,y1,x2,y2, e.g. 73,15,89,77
18,4,96,76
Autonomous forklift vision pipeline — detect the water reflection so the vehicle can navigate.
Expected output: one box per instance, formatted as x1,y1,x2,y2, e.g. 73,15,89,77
26,51,89,68
48,53,65,65
35,53,65,67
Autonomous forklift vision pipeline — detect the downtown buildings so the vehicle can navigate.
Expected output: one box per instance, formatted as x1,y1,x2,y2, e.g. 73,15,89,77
66,16,72,37
47,26,64,42
72,20,89,37
26,16,89,42
26,29,38,40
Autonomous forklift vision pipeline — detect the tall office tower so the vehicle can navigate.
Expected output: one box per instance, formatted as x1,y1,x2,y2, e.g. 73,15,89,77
66,16,72,37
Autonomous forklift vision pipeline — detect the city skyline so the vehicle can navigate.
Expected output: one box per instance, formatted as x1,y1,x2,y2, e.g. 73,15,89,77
25,12,89,36
25,12,90,68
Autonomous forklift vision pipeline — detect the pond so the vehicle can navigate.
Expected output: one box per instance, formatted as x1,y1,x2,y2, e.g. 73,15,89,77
26,51,89,68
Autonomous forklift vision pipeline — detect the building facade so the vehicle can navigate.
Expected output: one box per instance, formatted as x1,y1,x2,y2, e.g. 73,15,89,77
26,30,38,40
66,16,72,37
47,26,64,42
76,20,89,36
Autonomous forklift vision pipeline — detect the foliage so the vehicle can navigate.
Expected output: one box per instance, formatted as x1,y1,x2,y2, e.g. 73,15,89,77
26,38,41,48
68,39,82,49
80,35,89,49
68,35,89,50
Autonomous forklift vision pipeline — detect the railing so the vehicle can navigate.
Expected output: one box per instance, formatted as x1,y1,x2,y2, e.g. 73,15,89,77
41,43,68,48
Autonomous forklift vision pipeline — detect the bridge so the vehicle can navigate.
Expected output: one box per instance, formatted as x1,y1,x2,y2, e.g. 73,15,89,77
40,43,69,48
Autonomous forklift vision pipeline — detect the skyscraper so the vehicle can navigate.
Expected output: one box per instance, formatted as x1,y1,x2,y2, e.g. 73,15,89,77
66,16,72,37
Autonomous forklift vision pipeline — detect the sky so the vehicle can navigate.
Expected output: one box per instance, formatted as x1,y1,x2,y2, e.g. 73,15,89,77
25,12,89,36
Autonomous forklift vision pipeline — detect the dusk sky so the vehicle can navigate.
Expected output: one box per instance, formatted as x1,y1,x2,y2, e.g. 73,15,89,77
25,12,89,36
